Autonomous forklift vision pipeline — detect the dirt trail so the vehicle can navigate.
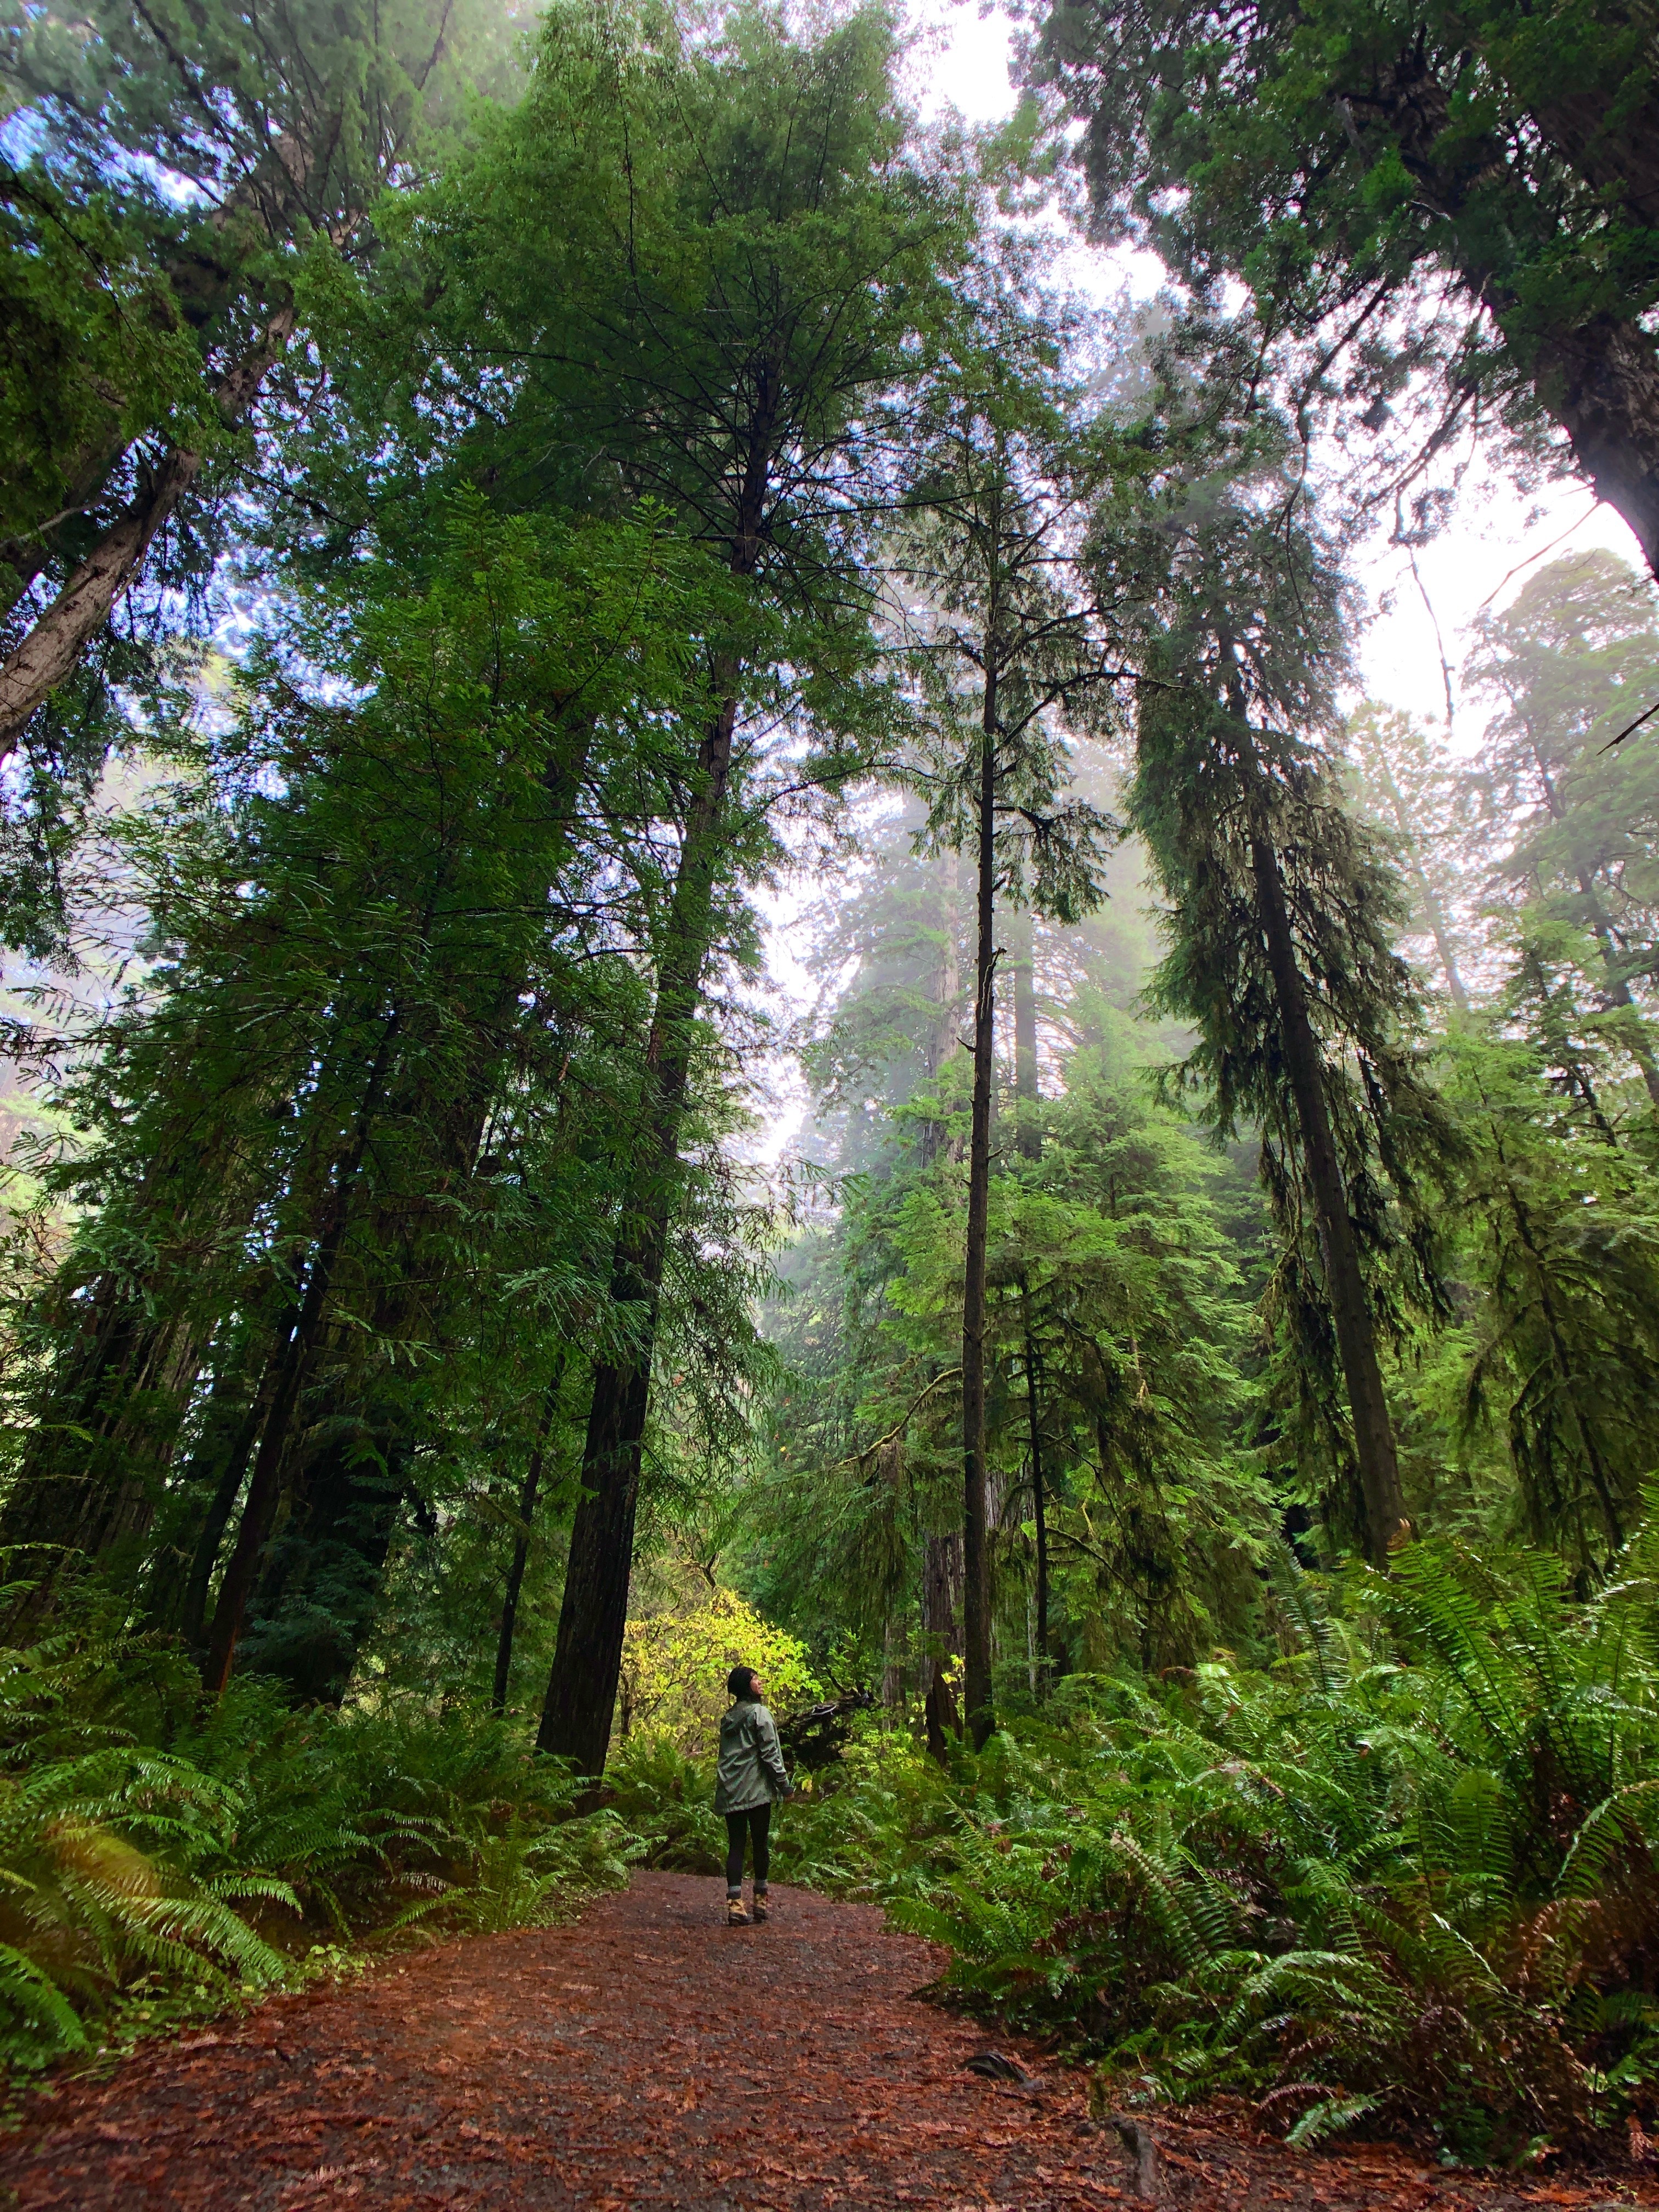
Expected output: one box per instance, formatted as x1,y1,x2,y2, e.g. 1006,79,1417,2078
1,1872,1653,2210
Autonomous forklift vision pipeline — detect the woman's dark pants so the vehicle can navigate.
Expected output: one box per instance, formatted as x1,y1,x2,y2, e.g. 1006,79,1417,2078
725,1804,771,1895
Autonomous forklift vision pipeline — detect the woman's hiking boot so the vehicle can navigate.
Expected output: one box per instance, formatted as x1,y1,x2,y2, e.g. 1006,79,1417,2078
726,1897,749,1927
751,1893,769,1925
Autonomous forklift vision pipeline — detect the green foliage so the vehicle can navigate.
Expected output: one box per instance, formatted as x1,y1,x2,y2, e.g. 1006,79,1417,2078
1031,0,1659,549
756,1008,1267,1680
0,1610,633,2074
619,1578,817,1753
602,1734,726,1876
774,1519,1659,2157
0,488,767,1700
1465,551,1659,1012
0,163,208,583
8,0,1659,2160
0,0,523,939
1434,992,1659,1568
1097,338,1453,1551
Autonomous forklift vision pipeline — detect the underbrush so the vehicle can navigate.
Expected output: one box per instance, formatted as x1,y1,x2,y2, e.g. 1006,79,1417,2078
13,1515,1659,2166
753,1524,1659,2165
0,1623,637,2076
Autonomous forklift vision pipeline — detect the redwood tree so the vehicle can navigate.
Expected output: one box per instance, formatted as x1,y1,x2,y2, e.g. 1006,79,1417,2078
403,1,965,1774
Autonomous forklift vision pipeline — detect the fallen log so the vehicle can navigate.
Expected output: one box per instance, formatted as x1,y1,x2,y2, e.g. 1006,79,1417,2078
777,1691,876,1771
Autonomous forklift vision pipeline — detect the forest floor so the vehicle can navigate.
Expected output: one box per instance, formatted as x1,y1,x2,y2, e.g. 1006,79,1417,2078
1,1870,1656,2212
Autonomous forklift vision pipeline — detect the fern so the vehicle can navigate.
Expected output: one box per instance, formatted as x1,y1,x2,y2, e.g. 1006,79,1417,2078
768,1515,1659,2153
0,1626,636,2073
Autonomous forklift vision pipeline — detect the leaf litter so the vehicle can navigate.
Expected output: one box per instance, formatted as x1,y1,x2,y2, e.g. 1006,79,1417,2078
0,1872,1654,2210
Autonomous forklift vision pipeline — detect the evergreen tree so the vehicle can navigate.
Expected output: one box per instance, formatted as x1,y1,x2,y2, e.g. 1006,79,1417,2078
0,499,725,1691
1032,0,1659,573
1441,958,1659,1570
364,0,963,1776
1345,703,1476,1012
0,0,512,770
1464,549,1659,1099
893,248,1119,1743
1093,326,1453,1561
753,1011,1265,1709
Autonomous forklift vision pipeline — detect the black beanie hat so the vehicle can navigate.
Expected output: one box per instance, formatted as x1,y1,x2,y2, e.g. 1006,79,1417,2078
726,1664,758,1699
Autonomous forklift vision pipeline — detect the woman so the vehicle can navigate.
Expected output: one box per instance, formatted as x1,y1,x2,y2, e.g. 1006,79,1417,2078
714,1663,793,1925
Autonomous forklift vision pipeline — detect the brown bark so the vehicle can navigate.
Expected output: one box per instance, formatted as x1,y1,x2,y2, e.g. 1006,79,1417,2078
535,687,742,1775
922,1527,963,1763
1532,314,1659,583
1,441,133,613
201,1007,400,1693
1023,1285,1048,1699
0,306,296,754
1248,816,1409,1566
539,1356,653,1773
493,1376,561,1716
0,121,329,623
961,664,998,1751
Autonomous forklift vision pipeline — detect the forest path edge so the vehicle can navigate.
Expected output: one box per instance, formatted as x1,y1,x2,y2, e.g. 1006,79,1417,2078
0,1870,1651,2211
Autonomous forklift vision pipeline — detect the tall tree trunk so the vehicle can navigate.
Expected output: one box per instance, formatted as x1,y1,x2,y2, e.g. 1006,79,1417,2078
1023,1284,1048,1699
1576,875,1659,1107
493,1375,561,1715
175,1363,278,1645
1009,905,1041,1160
919,851,961,1169
0,307,295,754
961,681,998,1750
1363,743,1470,1012
537,383,779,1775
201,1008,400,1692
536,691,742,1774
1528,313,1659,583
922,1528,963,1763
1248,817,1409,1566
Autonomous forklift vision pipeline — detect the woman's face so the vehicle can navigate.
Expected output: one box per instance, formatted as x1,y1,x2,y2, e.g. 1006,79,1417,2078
747,1669,764,1699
